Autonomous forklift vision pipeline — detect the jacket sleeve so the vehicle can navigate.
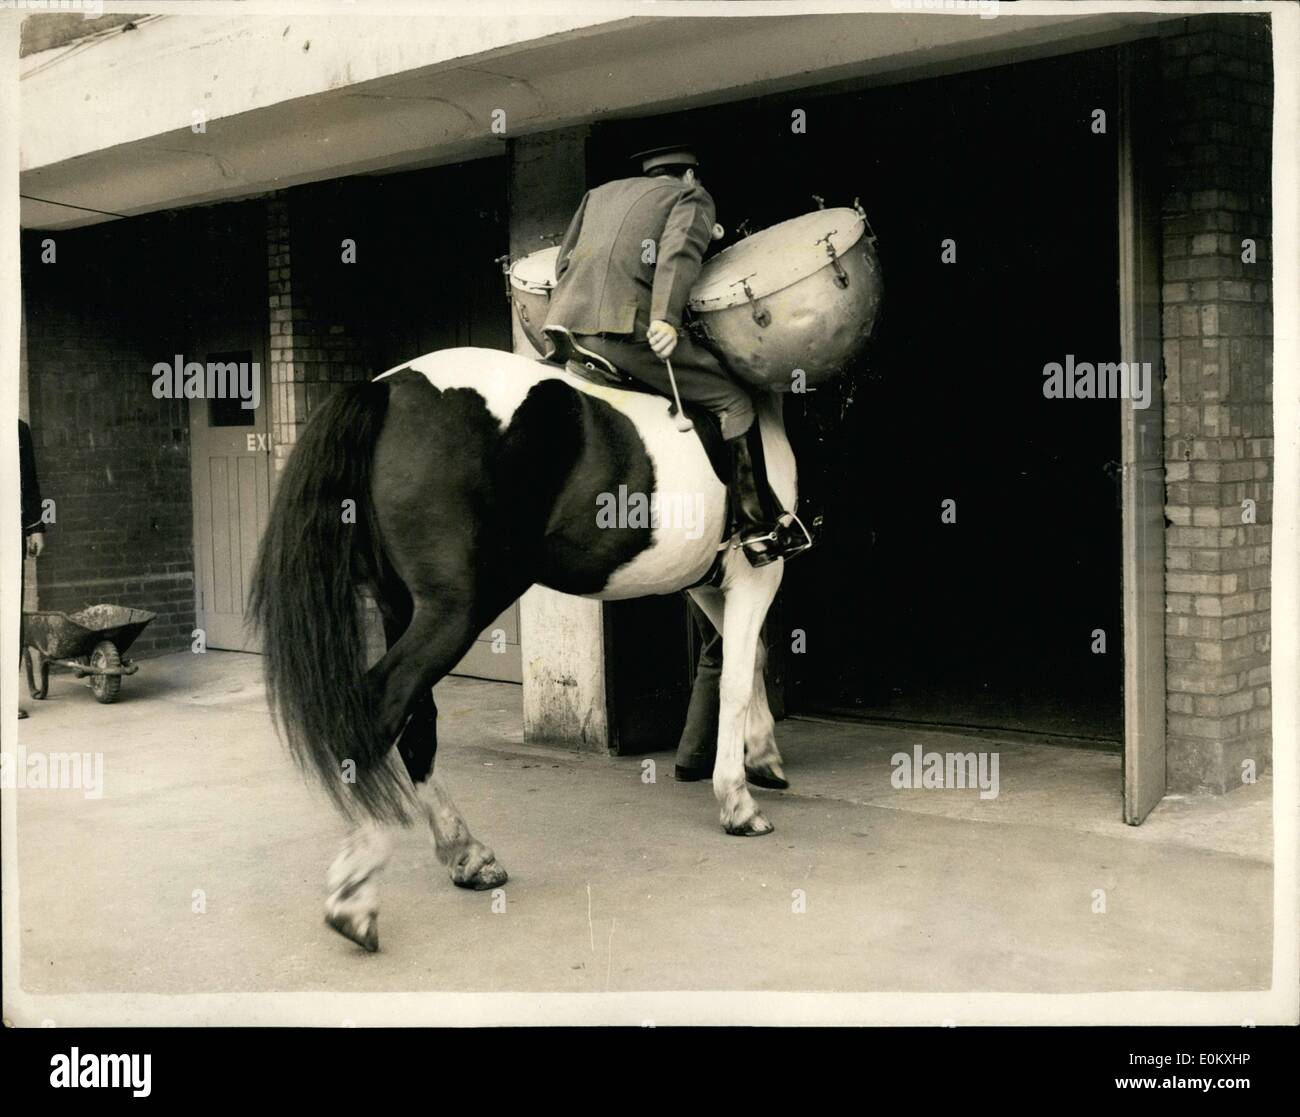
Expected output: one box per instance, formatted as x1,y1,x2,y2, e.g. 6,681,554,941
650,185,716,328
554,191,590,281
19,420,44,535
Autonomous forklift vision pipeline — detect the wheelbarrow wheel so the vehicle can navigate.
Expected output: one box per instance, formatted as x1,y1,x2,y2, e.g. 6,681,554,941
89,640,123,704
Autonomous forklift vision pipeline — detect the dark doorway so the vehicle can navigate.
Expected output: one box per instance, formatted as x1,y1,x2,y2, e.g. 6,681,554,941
591,47,1124,744
292,157,512,373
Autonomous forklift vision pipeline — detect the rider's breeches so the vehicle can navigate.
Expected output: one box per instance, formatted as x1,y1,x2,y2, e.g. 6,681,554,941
572,332,756,440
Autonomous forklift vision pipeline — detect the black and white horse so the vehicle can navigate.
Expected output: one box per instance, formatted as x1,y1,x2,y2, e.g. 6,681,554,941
250,346,796,951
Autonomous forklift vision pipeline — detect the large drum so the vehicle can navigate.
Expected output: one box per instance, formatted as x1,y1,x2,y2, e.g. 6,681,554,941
686,206,882,390
507,244,561,354
504,206,882,387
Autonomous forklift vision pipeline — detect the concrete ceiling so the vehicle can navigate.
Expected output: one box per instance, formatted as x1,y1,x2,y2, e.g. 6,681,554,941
20,10,1183,229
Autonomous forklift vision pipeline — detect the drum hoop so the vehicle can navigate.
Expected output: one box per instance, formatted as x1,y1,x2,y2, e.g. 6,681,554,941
509,245,561,294
688,209,867,312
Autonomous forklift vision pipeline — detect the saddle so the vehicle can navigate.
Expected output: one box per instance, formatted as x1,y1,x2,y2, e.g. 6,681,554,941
540,327,815,578
540,326,729,486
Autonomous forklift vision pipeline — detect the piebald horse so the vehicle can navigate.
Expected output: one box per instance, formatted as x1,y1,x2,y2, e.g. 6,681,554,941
249,346,796,951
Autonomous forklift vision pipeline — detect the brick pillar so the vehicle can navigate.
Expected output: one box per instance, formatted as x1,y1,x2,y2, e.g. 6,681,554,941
266,192,371,476
265,189,384,655
1158,15,1273,792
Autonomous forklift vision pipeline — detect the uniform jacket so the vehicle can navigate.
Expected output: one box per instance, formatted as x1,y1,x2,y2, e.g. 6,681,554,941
545,176,716,338
19,419,45,536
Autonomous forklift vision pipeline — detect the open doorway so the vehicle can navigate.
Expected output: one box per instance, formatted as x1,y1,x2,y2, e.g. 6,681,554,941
591,46,1125,745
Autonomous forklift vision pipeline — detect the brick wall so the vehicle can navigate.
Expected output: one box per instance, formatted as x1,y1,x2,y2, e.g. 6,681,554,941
21,221,196,657
1158,14,1273,793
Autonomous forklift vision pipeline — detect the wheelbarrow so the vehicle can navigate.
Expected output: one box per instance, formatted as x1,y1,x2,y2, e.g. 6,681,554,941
22,604,156,704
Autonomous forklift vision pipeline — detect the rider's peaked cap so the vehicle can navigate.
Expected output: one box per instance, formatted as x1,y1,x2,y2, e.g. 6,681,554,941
630,144,700,173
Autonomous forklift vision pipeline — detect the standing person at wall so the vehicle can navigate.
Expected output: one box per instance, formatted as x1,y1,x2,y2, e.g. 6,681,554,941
18,419,46,720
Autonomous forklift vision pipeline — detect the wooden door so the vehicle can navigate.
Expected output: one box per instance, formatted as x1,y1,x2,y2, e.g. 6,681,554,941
455,603,523,683
1119,43,1166,824
189,341,271,652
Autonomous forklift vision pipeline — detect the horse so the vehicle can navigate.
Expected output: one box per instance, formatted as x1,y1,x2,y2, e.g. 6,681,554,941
249,345,798,952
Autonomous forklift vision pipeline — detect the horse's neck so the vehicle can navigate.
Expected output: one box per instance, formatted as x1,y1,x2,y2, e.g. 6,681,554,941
756,391,798,512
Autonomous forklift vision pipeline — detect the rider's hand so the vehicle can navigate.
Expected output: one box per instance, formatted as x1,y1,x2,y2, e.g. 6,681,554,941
647,320,678,360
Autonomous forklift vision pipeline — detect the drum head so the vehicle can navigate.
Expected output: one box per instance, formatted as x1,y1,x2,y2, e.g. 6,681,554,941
509,245,561,294
688,208,866,312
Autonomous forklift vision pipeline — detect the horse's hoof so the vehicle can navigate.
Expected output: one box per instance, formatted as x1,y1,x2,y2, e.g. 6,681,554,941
723,812,774,837
449,844,509,891
326,911,379,952
746,766,789,790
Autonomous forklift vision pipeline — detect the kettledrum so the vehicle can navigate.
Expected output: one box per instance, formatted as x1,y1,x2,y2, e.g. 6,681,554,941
503,204,882,387
686,204,882,390
507,244,561,354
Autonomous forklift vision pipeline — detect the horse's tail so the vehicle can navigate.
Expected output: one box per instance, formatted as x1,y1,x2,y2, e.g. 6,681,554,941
249,378,416,826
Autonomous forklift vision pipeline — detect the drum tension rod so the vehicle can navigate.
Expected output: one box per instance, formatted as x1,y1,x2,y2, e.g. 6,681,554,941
816,232,850,289
736,276,771,328
494,253,513,300
852,198,880,248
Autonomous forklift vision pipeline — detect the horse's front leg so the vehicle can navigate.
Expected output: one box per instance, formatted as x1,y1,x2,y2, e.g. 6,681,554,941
744,639,788,790
714,558,783,835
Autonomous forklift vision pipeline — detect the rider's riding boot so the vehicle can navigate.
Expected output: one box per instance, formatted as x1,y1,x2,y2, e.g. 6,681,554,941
727,429,781,567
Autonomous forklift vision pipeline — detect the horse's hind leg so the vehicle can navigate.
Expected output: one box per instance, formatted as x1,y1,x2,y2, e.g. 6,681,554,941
325,824,392,952
323,587,483,950
398,686,508,891
375,569,509,891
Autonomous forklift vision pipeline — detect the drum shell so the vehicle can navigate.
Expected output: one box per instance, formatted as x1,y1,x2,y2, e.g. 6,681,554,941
689,236,882,391
508,244,561,353
512,286,551,353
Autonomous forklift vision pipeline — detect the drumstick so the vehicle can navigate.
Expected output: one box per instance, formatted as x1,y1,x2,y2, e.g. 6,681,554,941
662,356,695,433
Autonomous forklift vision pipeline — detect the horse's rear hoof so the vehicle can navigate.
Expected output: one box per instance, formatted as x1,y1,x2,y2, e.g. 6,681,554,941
326,911,379,952
449,843,509,891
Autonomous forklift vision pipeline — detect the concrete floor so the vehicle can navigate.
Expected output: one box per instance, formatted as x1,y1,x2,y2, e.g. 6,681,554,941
10,650,1272,996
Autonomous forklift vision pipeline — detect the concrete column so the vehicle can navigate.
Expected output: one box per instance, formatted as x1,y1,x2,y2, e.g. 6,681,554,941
508,127,615,752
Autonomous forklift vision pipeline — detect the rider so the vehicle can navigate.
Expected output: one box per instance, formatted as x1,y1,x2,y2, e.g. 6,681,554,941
542,144,799,567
